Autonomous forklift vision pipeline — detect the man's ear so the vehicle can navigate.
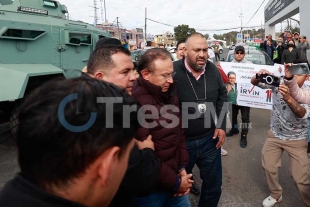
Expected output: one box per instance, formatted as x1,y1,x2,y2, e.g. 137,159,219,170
97,146,121,186
94,71,106,80
183,47,188,57
140,69,150,81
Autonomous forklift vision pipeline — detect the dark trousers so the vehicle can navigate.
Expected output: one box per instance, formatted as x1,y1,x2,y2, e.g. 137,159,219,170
230,104,250,133
185,133,222,207
215,53,220,61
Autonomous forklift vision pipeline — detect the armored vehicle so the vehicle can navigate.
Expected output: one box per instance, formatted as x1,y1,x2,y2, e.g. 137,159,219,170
0,0,111,135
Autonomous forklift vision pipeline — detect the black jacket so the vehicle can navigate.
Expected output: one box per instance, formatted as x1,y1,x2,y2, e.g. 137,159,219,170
273,45,285,64
173,59,227,140
0,174,87,207
109,145,160,206
281,48,299,64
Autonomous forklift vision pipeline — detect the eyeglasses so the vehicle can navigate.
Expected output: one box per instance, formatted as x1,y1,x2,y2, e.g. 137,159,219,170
235,52,245,55
153,71,176,79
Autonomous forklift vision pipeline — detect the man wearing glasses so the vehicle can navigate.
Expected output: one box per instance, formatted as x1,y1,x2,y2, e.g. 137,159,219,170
131,48,192,206
226,46,252,148
231,46,252,64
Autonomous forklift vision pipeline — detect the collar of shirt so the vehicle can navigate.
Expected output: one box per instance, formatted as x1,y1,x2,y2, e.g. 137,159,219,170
184,59,205,81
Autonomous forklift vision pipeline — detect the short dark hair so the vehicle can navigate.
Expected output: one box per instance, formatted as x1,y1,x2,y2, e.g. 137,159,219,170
95,37,122,49
176,39,185,49
17,75,138,190
137,48,172,73
227,71,236,77
87,45,131,74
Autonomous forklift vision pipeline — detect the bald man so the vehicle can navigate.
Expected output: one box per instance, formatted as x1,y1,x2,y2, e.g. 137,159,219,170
173,33,228,207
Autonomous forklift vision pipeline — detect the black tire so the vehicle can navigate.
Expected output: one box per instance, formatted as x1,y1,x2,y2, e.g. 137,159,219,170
219,49,223,54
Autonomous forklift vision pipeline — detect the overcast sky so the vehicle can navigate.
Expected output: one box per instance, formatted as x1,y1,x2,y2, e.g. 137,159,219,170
58,0,299,36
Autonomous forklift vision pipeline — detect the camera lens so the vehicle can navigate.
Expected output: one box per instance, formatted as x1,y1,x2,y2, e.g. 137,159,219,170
265,76,274,84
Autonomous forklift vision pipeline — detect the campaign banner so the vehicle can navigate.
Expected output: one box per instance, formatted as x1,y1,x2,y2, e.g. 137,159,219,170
220,62,280,110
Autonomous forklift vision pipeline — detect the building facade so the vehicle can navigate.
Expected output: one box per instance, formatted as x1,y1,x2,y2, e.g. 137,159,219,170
154,31,176,47
96,23,144,50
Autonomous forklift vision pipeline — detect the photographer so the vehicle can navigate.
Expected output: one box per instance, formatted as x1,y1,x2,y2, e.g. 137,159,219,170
273,37,285,64
265,39,276,60
283,63,310,104
297,35,310,62
251,70,310,207
293,32,300,46
284,63,310,153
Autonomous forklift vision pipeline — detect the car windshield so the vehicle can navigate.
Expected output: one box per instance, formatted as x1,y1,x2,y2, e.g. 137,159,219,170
228,53,269,65
244,46,257,50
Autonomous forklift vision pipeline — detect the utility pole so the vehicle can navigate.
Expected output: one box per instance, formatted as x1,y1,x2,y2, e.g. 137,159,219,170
89,0,99,26
104,0,106,22
93,0,98,25
239,0,243,42
100,0,107,22
239,0,243,43
261,20,263,40
117,17,121,40
144,8,147,48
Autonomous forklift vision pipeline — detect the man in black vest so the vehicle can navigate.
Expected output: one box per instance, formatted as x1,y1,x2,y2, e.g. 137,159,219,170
173,33,228,207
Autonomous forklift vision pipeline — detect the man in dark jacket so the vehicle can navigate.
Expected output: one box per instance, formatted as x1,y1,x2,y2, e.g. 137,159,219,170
264,34,277,48
0,76,138,207
85,44,160,206
173,33,228,207
265,39,276,60
131,48,192,206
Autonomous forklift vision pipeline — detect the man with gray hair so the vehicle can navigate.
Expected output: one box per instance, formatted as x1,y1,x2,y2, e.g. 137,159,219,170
173,33,227,207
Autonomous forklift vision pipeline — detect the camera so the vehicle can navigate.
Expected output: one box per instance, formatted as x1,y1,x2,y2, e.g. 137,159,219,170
256,74,280,87
288,63,310,75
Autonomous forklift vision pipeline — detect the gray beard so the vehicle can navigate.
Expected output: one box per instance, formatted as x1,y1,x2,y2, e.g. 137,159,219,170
193,64,206,72
188,61,206,72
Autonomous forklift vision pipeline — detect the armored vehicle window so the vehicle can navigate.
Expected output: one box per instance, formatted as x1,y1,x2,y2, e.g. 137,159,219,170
99,35,107,39
68,33,91,45
1,29,46,40
43,0,58,7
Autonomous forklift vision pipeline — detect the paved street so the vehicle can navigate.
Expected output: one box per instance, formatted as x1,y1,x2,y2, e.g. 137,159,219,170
0,49,309,206
189,108,309,207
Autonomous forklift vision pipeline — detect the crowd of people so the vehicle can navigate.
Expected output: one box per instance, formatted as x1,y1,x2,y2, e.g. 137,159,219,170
262,31,310,65
0,31,309,207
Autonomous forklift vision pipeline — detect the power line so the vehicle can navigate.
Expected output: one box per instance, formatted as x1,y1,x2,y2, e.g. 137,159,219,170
245,0,266,26
196,25,263,32
147,18,263,31
147,18,175,27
